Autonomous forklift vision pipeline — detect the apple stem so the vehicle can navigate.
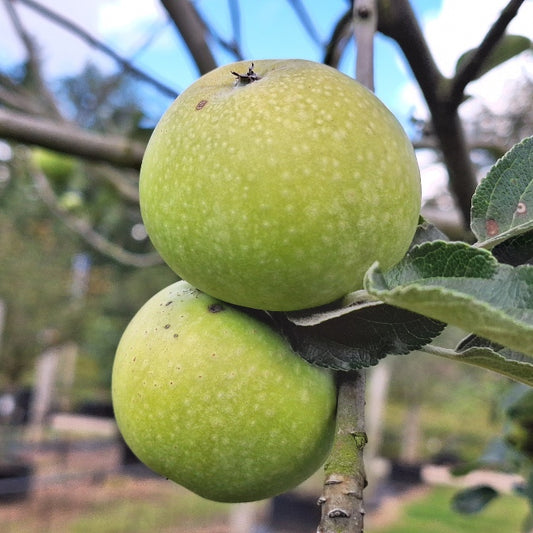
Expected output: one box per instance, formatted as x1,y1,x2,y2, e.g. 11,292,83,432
317,370,367,533
231,63,261,85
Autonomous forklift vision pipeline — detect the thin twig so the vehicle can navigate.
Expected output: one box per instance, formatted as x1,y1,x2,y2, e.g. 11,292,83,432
195,2,244,61
14,0,178,98
376,0,476,229
0,107,145,168
88,163,140,203
450,0,527,108
323,8,353,68
286,0,324,47
160,0,217,75
31,168,162,268
4,0,63,119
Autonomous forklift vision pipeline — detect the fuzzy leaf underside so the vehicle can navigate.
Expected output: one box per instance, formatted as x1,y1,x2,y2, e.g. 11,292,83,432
365,241,533,358
283,303,445,370
471,136,533,248
452,338,533,387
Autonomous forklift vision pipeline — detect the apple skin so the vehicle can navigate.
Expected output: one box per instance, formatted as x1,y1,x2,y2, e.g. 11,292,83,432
111,280,337,503
140,59,421,311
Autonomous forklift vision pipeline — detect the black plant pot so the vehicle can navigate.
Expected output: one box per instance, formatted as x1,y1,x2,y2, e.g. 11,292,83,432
0,462,33,503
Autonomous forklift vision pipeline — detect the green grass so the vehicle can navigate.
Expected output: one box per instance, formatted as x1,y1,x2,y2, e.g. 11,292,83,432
372,486,529,533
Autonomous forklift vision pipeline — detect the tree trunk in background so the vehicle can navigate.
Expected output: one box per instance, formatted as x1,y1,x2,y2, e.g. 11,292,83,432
400,404,422,464
0,299,5,360
365,360,392,462
55,342,78,412
27,346,60,440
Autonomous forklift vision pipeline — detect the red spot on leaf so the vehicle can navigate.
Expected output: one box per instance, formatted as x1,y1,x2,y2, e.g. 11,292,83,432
485,219,499,237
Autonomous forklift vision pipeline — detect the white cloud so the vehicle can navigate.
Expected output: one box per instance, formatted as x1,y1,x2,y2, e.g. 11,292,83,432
0,0,105,78
97,0,166,50
97,0,162,32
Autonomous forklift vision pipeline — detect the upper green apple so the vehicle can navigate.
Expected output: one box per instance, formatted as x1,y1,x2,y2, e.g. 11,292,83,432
112,280,336,503
140,59,421,311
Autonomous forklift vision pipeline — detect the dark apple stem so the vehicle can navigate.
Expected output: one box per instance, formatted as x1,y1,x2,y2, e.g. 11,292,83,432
317,370,367,533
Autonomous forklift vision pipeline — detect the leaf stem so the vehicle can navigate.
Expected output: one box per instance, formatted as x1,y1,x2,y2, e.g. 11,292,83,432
317,370,367,533
419,344,459,359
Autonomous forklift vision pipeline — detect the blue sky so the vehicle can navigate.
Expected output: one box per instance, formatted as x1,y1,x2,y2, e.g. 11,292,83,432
1,0,532,135
97,0,444,128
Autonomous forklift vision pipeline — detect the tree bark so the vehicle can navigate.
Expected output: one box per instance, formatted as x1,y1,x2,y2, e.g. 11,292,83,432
0,108,145,168
377,0,526,230
317,371,367,533
161,0,218,75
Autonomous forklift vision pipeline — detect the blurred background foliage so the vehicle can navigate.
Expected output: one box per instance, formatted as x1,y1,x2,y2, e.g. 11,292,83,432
0,62,175,401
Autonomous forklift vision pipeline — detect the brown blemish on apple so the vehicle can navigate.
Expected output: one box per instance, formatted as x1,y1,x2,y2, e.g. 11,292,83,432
208,303,225,313
164,324,171,329
485,219,499,236
195,99,208,110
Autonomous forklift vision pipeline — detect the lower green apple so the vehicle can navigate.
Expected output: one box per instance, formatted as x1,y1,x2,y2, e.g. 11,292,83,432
112,280,337,502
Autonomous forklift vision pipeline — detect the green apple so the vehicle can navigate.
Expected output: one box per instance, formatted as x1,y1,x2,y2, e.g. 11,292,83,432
111,280,336,503
140,59,421,311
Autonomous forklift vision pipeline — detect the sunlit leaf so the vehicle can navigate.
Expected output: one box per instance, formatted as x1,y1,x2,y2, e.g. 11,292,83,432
365,241,533,357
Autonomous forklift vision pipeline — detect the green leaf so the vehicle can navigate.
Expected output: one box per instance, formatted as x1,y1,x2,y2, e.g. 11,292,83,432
471,136,533,248
451,485,499,514
455,34,532,81
365,241,533,357
282,301,445,370
450,339,533,387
